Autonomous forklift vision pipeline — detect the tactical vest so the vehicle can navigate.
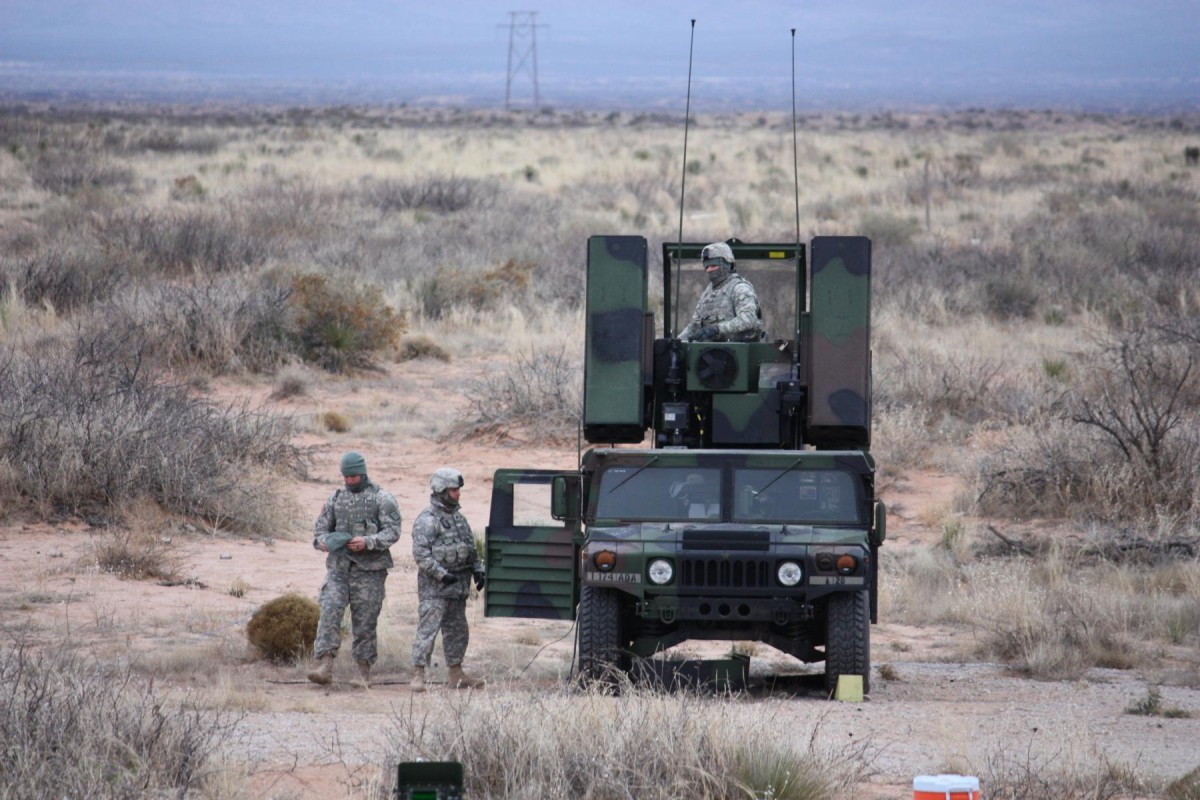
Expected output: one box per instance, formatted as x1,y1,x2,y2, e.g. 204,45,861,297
325,486,394,571
424,507,475,571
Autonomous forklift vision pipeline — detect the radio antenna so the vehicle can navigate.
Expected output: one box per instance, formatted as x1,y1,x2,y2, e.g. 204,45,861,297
790,28,803,346
672,18,696,339
790,28,801,263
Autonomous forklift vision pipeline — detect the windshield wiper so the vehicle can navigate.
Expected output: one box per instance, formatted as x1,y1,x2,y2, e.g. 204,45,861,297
750,456,805,497
605,456,659,495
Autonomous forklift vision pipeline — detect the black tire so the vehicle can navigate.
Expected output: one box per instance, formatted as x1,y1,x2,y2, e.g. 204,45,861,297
577,586,623,682
824,589,870,696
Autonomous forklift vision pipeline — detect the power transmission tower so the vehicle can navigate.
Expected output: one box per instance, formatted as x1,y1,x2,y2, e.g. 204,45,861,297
503,11,544,110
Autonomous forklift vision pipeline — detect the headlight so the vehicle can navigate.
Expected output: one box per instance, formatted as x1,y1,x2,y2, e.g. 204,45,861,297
776,561,803,586
648,559,674,585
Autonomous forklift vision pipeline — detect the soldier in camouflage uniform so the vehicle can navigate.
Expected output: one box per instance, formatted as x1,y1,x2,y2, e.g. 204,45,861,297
410,467,486,692
307,451,402,688
679,241,766,343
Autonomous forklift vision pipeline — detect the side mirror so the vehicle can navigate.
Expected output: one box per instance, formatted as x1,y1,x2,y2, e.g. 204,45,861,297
551,475,581,521
870,500,886,547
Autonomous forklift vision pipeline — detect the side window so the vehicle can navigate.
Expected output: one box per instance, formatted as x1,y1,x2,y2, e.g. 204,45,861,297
512,482,560,527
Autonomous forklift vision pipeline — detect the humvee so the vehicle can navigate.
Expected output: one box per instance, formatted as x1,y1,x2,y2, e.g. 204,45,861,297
484,236,884,694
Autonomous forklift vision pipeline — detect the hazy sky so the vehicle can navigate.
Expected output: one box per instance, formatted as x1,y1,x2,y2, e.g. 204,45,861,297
1,1,1196,110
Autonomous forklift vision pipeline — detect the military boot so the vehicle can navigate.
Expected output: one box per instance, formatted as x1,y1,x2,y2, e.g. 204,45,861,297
447,664,484,689
307,653,335,686
410,666,426,693
350,660,371,689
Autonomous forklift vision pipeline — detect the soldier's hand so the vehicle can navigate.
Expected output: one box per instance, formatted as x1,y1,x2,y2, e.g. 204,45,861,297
347,536,367,552
473,570,486,591
440,573,459,587
696,325,719,342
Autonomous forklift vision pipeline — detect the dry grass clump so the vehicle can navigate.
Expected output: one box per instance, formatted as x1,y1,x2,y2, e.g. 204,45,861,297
884,540,1200,679
245,593,320,663
980,746,1151,800
355,175,500,213
91,528,181,581
0,642,238,798
385,683,866,800
1167,766,1200,800
395,334,451,362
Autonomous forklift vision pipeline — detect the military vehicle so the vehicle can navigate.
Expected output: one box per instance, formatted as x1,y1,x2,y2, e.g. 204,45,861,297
484,235,883,694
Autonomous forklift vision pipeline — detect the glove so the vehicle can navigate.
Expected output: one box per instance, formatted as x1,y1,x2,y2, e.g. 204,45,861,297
440,573,459,587
694,325,720,342
473,570,486,591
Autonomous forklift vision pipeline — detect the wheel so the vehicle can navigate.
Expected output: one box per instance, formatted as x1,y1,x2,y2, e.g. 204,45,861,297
824,589,870,696
577,586,623,682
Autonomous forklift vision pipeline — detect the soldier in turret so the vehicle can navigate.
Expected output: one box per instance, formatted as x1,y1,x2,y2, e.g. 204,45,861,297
679,241,766,343
409,467,486,692
307,451,402,688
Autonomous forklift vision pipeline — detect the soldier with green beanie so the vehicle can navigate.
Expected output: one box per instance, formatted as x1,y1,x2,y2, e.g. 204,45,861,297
307,451,402,688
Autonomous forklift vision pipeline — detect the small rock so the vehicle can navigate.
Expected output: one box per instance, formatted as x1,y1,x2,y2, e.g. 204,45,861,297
160,537,172,544
47,550,63,558
220,553,232,560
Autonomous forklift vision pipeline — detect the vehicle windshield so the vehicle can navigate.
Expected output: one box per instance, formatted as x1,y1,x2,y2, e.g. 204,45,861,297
733,468,862,524
594,466,722,521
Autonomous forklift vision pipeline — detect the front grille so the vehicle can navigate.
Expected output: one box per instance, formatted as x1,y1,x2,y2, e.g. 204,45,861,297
680,558,771,589
682,530,770,551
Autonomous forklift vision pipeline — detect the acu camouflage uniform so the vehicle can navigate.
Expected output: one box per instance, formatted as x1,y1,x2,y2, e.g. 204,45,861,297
410,494,482,668
312,482,402,665
680,272,765,342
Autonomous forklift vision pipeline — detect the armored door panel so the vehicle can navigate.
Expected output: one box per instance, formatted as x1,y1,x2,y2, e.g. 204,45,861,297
485,469,580,620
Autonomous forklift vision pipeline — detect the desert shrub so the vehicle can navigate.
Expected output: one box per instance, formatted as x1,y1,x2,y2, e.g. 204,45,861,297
95,208,269,277
414,259,536,320
977,326,1200,528
288,272,404,372
2,244,129,313
28,149,136,194
455,347,581,441
1015,181,1200,321
858,211,919,248
246,593,320,663
238,178,339,242
98,275,293,374
385,683,863,800
0,642,237,797
395,334,451,362
320,411,351,433
0,329,303,531
357,175,499,214
132,128,224,154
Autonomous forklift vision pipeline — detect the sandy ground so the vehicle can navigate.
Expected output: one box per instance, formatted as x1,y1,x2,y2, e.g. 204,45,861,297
2,355,1198,799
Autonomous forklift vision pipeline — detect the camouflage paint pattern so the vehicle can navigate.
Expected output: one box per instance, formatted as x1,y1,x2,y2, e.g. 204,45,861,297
583,235,648,443
806,236,871,448
311,480,402,663
485,469,579,621
411,493,483,667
